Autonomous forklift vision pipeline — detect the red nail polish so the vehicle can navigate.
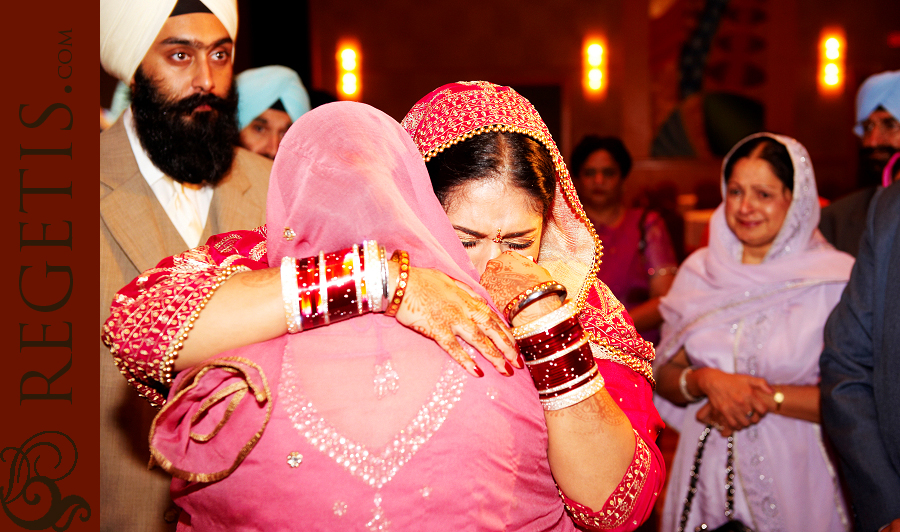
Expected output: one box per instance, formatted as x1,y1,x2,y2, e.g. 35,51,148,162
473,364,484,378
516,354,525,369
504,361,514,376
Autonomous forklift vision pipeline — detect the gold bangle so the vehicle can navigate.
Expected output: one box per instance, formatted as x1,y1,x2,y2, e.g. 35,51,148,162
384,250,409,318
504,281,567,323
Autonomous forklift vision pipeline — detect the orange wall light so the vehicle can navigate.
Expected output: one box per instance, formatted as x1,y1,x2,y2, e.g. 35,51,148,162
337,42,361,100
818,29,845,95
584,39,607,98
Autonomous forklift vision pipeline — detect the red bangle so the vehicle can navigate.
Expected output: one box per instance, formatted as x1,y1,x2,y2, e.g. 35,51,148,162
294,246,368,329
511,306,602,410
296,255,324,328
516,317,583,356
384,250,409,318
528,342,595,392
323,247,361,323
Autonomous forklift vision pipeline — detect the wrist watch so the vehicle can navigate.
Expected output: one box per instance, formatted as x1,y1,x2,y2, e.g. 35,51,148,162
773,389,785,412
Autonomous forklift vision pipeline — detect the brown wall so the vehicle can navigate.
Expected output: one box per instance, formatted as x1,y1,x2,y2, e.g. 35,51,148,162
101,1,900,202
307,0,900,202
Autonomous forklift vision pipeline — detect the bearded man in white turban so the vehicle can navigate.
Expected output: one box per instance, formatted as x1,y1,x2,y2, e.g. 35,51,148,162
99,1,271,529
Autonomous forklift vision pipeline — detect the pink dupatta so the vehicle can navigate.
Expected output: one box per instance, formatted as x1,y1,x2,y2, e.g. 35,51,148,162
148,102,577,531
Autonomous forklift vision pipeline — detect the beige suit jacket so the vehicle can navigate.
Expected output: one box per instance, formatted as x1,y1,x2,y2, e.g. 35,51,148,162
99,118,271,531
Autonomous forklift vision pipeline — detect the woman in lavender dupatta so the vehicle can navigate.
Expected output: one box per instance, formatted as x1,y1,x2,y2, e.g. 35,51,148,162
653,133,853,531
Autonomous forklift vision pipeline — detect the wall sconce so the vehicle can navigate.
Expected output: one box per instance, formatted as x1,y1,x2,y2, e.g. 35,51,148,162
337,42,360,100
818,29,845,96
584,38,607,98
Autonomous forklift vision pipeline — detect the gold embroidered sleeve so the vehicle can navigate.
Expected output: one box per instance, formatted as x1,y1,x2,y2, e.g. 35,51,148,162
562,430,653,531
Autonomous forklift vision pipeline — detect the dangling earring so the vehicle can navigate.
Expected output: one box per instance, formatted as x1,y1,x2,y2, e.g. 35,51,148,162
492,228,503,243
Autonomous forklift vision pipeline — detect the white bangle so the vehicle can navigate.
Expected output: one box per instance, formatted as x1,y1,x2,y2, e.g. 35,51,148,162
511,300,578,340
679,366,702,403
280,256,302,333
540,371,605,411
379,246,390,313
362,240,382,313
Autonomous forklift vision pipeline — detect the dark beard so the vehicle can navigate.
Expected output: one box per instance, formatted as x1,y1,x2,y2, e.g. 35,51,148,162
858,145,899,188
131,67,239,186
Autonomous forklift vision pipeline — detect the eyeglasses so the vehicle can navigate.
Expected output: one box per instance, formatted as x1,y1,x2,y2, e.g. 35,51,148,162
861,116,900,136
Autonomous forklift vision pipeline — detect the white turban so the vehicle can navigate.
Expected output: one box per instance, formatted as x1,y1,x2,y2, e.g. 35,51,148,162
100,0,238,83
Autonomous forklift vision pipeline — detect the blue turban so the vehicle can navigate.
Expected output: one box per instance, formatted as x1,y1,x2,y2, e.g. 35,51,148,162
854,70,900,136
236,66,311,130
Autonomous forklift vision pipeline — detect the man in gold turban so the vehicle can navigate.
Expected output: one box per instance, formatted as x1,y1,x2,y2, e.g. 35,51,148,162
99,1,271,529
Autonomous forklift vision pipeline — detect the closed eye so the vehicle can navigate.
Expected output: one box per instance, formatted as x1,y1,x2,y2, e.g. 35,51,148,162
506,240,534,250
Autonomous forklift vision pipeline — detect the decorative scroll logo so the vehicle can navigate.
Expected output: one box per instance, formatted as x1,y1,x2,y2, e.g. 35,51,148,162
1,431,90,530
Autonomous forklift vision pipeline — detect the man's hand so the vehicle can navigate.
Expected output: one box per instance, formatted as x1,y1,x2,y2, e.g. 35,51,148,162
395,265,519,377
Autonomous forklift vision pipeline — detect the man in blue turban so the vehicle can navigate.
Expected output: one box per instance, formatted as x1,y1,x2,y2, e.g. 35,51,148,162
820,70,900,257
236,65,311,158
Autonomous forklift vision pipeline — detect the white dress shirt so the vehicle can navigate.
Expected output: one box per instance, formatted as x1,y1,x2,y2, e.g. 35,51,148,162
122,107,213,248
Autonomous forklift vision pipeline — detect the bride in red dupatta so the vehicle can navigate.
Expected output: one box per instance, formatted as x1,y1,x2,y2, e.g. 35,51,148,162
402,81,663,528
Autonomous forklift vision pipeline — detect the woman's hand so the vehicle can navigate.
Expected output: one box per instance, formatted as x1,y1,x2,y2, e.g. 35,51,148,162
396,264,520,378
693,367,773,429
479,251,559,325
695,402,746,437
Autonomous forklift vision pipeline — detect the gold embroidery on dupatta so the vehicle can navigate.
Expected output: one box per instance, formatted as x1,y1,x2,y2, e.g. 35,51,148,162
148,357,273,483
400,81,602,313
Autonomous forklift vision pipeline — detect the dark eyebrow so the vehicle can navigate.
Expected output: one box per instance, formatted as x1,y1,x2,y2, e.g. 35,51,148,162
452,226,537,239
452,226,487,238
501,230,538,239
158,36,233,49
251,117,269,126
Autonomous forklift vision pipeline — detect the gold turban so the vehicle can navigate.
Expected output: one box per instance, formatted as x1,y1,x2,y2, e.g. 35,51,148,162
100,0,238,83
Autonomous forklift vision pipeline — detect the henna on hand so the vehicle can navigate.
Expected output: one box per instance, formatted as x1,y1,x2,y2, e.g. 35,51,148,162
480,251,553,310
395,265,518,376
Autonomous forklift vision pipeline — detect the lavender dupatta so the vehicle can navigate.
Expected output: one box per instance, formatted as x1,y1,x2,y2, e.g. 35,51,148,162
654,133,853,532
